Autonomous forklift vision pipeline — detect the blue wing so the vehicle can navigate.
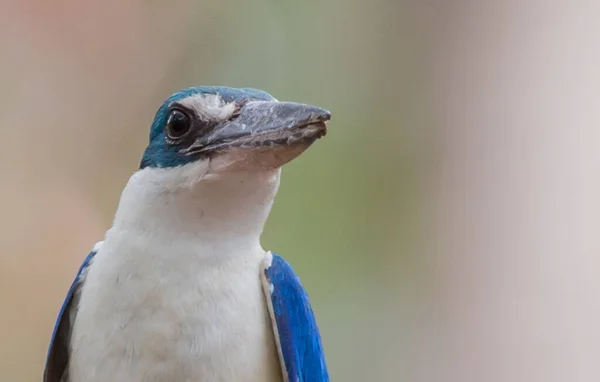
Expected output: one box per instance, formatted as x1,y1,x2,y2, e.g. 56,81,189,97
261,252,329,382
43,243,100,382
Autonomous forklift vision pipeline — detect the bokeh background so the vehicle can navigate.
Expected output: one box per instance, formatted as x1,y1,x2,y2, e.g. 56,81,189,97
2,1,600,381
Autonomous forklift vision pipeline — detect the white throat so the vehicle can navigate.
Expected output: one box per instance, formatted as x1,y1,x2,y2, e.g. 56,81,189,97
108,160,281,259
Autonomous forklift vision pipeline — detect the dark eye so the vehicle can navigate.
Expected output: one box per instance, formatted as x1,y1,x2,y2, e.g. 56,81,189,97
165,109,191,140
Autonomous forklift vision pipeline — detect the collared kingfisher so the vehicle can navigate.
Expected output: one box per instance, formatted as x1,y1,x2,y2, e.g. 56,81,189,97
43,86,331,382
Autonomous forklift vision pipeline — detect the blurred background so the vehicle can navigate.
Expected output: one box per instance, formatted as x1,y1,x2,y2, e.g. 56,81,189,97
2,0,600,381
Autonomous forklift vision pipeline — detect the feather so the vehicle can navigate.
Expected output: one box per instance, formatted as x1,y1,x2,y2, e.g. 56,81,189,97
261,252,329,382
43,243,101,382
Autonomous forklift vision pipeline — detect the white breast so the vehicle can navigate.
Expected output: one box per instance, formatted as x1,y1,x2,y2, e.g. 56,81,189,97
69,235,282,382
66,162,284,382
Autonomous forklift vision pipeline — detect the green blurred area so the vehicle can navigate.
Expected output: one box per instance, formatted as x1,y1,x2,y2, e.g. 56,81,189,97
0,1,431,381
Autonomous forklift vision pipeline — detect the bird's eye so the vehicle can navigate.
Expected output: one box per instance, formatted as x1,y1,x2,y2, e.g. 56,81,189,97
165,109,191,141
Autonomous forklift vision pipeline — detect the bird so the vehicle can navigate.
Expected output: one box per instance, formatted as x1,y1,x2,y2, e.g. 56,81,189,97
43,86,331,382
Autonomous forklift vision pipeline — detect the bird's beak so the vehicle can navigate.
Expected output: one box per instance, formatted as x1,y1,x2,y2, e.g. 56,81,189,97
183,101,331,156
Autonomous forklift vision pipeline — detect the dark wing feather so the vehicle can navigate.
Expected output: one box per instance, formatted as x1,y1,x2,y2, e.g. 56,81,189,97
43,246,98,382
261,252,329,382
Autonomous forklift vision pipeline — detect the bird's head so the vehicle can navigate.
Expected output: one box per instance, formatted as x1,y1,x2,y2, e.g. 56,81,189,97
113,87,330,241
140,86,330,178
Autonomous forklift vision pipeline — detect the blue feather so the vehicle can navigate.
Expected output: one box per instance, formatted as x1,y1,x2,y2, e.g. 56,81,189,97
263,253,329,382
43,248,98,382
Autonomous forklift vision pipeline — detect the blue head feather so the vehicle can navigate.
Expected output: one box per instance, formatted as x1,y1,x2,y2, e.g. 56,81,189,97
140,86,276,169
